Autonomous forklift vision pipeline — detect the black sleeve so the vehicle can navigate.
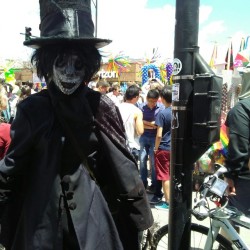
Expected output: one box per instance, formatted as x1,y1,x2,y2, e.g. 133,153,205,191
0,106,33,206
225,103,250,176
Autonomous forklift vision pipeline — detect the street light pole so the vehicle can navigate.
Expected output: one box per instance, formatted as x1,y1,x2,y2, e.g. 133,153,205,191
95,0,98,37
168,0,222,249
92,0,98,37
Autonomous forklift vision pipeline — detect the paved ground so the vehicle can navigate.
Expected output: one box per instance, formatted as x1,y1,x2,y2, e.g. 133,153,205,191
148,192,250,249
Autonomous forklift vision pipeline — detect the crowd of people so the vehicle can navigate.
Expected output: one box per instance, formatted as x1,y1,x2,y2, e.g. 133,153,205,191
0,0,249,248
0,80,37,158
92,69,250,220
87,77,172,210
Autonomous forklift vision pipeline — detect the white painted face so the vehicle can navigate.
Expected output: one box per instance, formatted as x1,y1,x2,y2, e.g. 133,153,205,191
52,51,85,95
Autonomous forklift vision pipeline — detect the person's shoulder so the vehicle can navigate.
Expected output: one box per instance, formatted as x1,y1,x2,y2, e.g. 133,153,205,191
157,108,166,117
156,102,165,109
231,97,250,114
100,93,115,108
0,122,11,131
96,93,122,120
118,102,128,109
120,102,141,113
138,102,147,109
239,97,250,107
157,106,171,117
106,92,112,97
17,90,51,113
227,98,250,125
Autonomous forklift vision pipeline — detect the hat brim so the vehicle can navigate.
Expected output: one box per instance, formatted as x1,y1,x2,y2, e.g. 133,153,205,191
23,37,112,49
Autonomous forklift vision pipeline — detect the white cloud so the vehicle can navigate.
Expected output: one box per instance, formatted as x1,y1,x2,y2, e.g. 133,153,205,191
98,1,175,61
199,5,213,24
0,0,40,61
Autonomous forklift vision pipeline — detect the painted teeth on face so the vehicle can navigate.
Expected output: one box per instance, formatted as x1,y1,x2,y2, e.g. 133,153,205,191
53,65,82,95
52,52,85,95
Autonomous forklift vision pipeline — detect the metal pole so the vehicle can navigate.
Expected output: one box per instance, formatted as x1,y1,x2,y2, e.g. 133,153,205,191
91,0,98,37
169,0,222,249
168,0,200,249
95,0,98,37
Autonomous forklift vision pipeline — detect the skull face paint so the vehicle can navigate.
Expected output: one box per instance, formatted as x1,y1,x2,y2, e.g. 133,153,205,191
52,50,85,95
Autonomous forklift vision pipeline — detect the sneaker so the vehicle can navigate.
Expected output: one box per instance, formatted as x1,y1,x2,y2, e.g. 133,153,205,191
155,202,169,210
150,195,162,205
146,185,156,194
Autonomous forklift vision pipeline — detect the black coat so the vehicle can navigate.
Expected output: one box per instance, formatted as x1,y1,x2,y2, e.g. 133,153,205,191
0,86,153,250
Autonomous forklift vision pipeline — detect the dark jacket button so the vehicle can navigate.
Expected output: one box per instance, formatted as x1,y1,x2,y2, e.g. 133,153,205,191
68,202,77,210
62,175,71,183
66,191,74,200
61,175,71,191
61,182,69,191
138,189,144,196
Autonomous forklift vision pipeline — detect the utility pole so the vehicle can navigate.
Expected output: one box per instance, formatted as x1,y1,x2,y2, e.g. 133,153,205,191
168,0,223,249
92,0,98,37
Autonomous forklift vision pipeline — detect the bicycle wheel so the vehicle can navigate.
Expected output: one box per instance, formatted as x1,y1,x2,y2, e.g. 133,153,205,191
152,223,233,250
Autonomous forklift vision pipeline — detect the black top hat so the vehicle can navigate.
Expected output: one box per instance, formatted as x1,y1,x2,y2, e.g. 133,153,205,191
24,0,112,49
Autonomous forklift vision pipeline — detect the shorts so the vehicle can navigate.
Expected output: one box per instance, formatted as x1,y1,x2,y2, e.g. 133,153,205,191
154,150,170,181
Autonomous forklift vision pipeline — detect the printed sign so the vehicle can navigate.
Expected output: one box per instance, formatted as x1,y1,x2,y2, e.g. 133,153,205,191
172,58,182,75
172,83,180,101
98,69,118,78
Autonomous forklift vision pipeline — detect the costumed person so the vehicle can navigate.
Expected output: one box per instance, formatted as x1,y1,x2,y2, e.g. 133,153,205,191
0,1,153,249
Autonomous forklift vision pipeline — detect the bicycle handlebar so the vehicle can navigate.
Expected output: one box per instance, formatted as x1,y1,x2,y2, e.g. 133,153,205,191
213,164,228,178
192,163,228,220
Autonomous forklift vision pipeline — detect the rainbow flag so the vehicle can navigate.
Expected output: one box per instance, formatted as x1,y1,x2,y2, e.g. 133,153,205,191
210,123,229,158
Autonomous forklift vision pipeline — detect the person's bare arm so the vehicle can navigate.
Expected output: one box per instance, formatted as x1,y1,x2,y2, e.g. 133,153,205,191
154,126,163,151
143,120,157,129
134,110,144,136
224,177,236,196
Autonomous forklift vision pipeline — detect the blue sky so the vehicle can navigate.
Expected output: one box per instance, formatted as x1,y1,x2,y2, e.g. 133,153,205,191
0,0,249,65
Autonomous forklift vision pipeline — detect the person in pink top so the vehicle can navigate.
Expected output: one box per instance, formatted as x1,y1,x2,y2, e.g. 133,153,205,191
0,84,11,160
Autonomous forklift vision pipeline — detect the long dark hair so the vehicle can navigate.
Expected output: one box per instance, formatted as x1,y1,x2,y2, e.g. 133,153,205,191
31,43,102,83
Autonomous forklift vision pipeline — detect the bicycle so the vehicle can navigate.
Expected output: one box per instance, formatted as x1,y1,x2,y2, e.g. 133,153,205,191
141,163,250,249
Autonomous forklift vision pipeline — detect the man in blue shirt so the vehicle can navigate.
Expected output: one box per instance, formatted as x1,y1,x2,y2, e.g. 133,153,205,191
154,86,172,210
138,89,164,204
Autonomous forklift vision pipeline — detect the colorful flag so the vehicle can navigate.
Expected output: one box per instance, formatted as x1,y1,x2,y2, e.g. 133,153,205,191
245,36,250,50
225,42,234,70
234,49,250,67
239,38,245,52
210,123,229,159
209,43,217,69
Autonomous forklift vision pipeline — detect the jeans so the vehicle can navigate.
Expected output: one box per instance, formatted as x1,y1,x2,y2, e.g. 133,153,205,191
139,134,157,188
